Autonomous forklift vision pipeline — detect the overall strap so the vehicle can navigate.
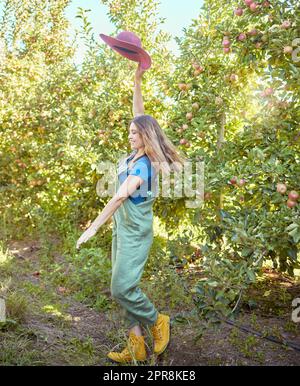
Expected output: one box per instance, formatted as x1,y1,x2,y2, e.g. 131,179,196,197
147,161,151,193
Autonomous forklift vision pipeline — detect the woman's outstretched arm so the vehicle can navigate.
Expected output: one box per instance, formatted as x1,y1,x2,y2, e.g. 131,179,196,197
133,63,146,117
75,174,144,249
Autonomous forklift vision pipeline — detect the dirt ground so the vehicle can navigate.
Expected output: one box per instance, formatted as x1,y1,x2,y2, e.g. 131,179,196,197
1,238,300,366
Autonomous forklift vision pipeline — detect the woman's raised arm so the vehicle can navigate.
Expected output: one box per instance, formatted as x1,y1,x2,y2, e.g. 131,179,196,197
133,63,146,117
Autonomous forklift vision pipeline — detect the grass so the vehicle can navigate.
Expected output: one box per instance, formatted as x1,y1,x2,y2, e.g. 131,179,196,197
5,292,28,323
229,327,265,363
0,331,45,365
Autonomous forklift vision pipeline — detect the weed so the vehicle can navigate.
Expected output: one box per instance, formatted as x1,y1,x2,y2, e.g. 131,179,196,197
6,292,28,323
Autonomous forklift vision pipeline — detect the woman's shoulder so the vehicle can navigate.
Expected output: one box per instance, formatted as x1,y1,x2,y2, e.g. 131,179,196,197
140,153,152,162
135,156,157,178
134,156,152,170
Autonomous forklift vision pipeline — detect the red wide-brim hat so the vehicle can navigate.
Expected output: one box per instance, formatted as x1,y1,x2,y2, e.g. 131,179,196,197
99,31,152,70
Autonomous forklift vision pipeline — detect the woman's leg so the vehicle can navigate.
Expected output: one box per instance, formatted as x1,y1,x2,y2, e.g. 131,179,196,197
111,230,153,334
130,325,143,336
111,237,159,329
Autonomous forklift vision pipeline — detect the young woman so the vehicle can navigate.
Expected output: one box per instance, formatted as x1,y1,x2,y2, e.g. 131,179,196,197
76,63,185,363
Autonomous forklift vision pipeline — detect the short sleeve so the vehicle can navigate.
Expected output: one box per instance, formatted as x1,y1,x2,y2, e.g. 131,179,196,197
128,159,151,183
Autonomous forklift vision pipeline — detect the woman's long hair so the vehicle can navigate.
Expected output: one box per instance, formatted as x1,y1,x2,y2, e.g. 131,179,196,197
129,114,186,176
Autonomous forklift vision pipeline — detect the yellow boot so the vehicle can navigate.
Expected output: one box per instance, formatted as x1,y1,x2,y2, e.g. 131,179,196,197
150,313,170,355
107,332,147,364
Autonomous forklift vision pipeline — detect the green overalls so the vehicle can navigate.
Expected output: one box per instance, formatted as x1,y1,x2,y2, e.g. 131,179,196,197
111,159,159,330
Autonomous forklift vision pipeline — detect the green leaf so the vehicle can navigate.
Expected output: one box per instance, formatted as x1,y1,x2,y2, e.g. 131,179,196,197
207,281,219,288
241,247,253,257
285,223,299,232
247,269,256,282
287,247,298,261
263,290,271,297
288,228,300,244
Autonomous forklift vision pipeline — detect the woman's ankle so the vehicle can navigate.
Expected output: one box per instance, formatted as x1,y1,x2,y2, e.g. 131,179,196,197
129,325,143,336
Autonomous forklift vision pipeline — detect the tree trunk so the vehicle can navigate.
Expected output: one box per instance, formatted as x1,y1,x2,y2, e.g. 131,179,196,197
216,111,226,242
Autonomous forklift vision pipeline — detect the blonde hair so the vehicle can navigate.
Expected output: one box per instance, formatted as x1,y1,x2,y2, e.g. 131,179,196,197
129,114,186,176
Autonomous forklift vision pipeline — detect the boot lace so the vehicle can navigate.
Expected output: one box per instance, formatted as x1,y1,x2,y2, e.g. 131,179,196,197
152,325,163,341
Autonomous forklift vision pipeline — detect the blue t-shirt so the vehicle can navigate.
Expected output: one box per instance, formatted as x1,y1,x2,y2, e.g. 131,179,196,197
118,153,157,205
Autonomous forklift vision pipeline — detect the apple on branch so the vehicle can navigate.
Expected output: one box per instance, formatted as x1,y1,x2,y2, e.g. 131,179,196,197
288,190,299,201
276,183,287,194
234,8,243,16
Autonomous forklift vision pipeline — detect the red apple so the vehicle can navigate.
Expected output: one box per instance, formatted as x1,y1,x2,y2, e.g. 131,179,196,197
283,46,293,54
265,87,274,96
288,190,299,201
193,65,204,73
192,102,200,110
234,8,243,16
248,29,258,36
244,0,253,5
186,83,193,90
182,124,189,130
178,83,187,91
281,20,291,29
57,286,67,294
194,68,203,76
230,74,238,82
250,2,258,11
186,112,193,120
287,199,297,208
276,183,287,194
230,176,238,185
197,131,205,138
204,192,212,200
238,33,247,41
180,138,187,145
223,47,231,53
223,39,231,47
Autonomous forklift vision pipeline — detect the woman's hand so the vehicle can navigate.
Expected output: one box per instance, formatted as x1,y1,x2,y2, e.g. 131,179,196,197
134,62,146,83
76,226,97,250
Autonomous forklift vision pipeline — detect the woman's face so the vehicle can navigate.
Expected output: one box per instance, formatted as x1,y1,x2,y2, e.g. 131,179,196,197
128,123,144,150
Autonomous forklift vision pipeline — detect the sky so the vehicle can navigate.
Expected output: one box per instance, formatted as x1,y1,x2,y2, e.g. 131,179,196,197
64,0,204,65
